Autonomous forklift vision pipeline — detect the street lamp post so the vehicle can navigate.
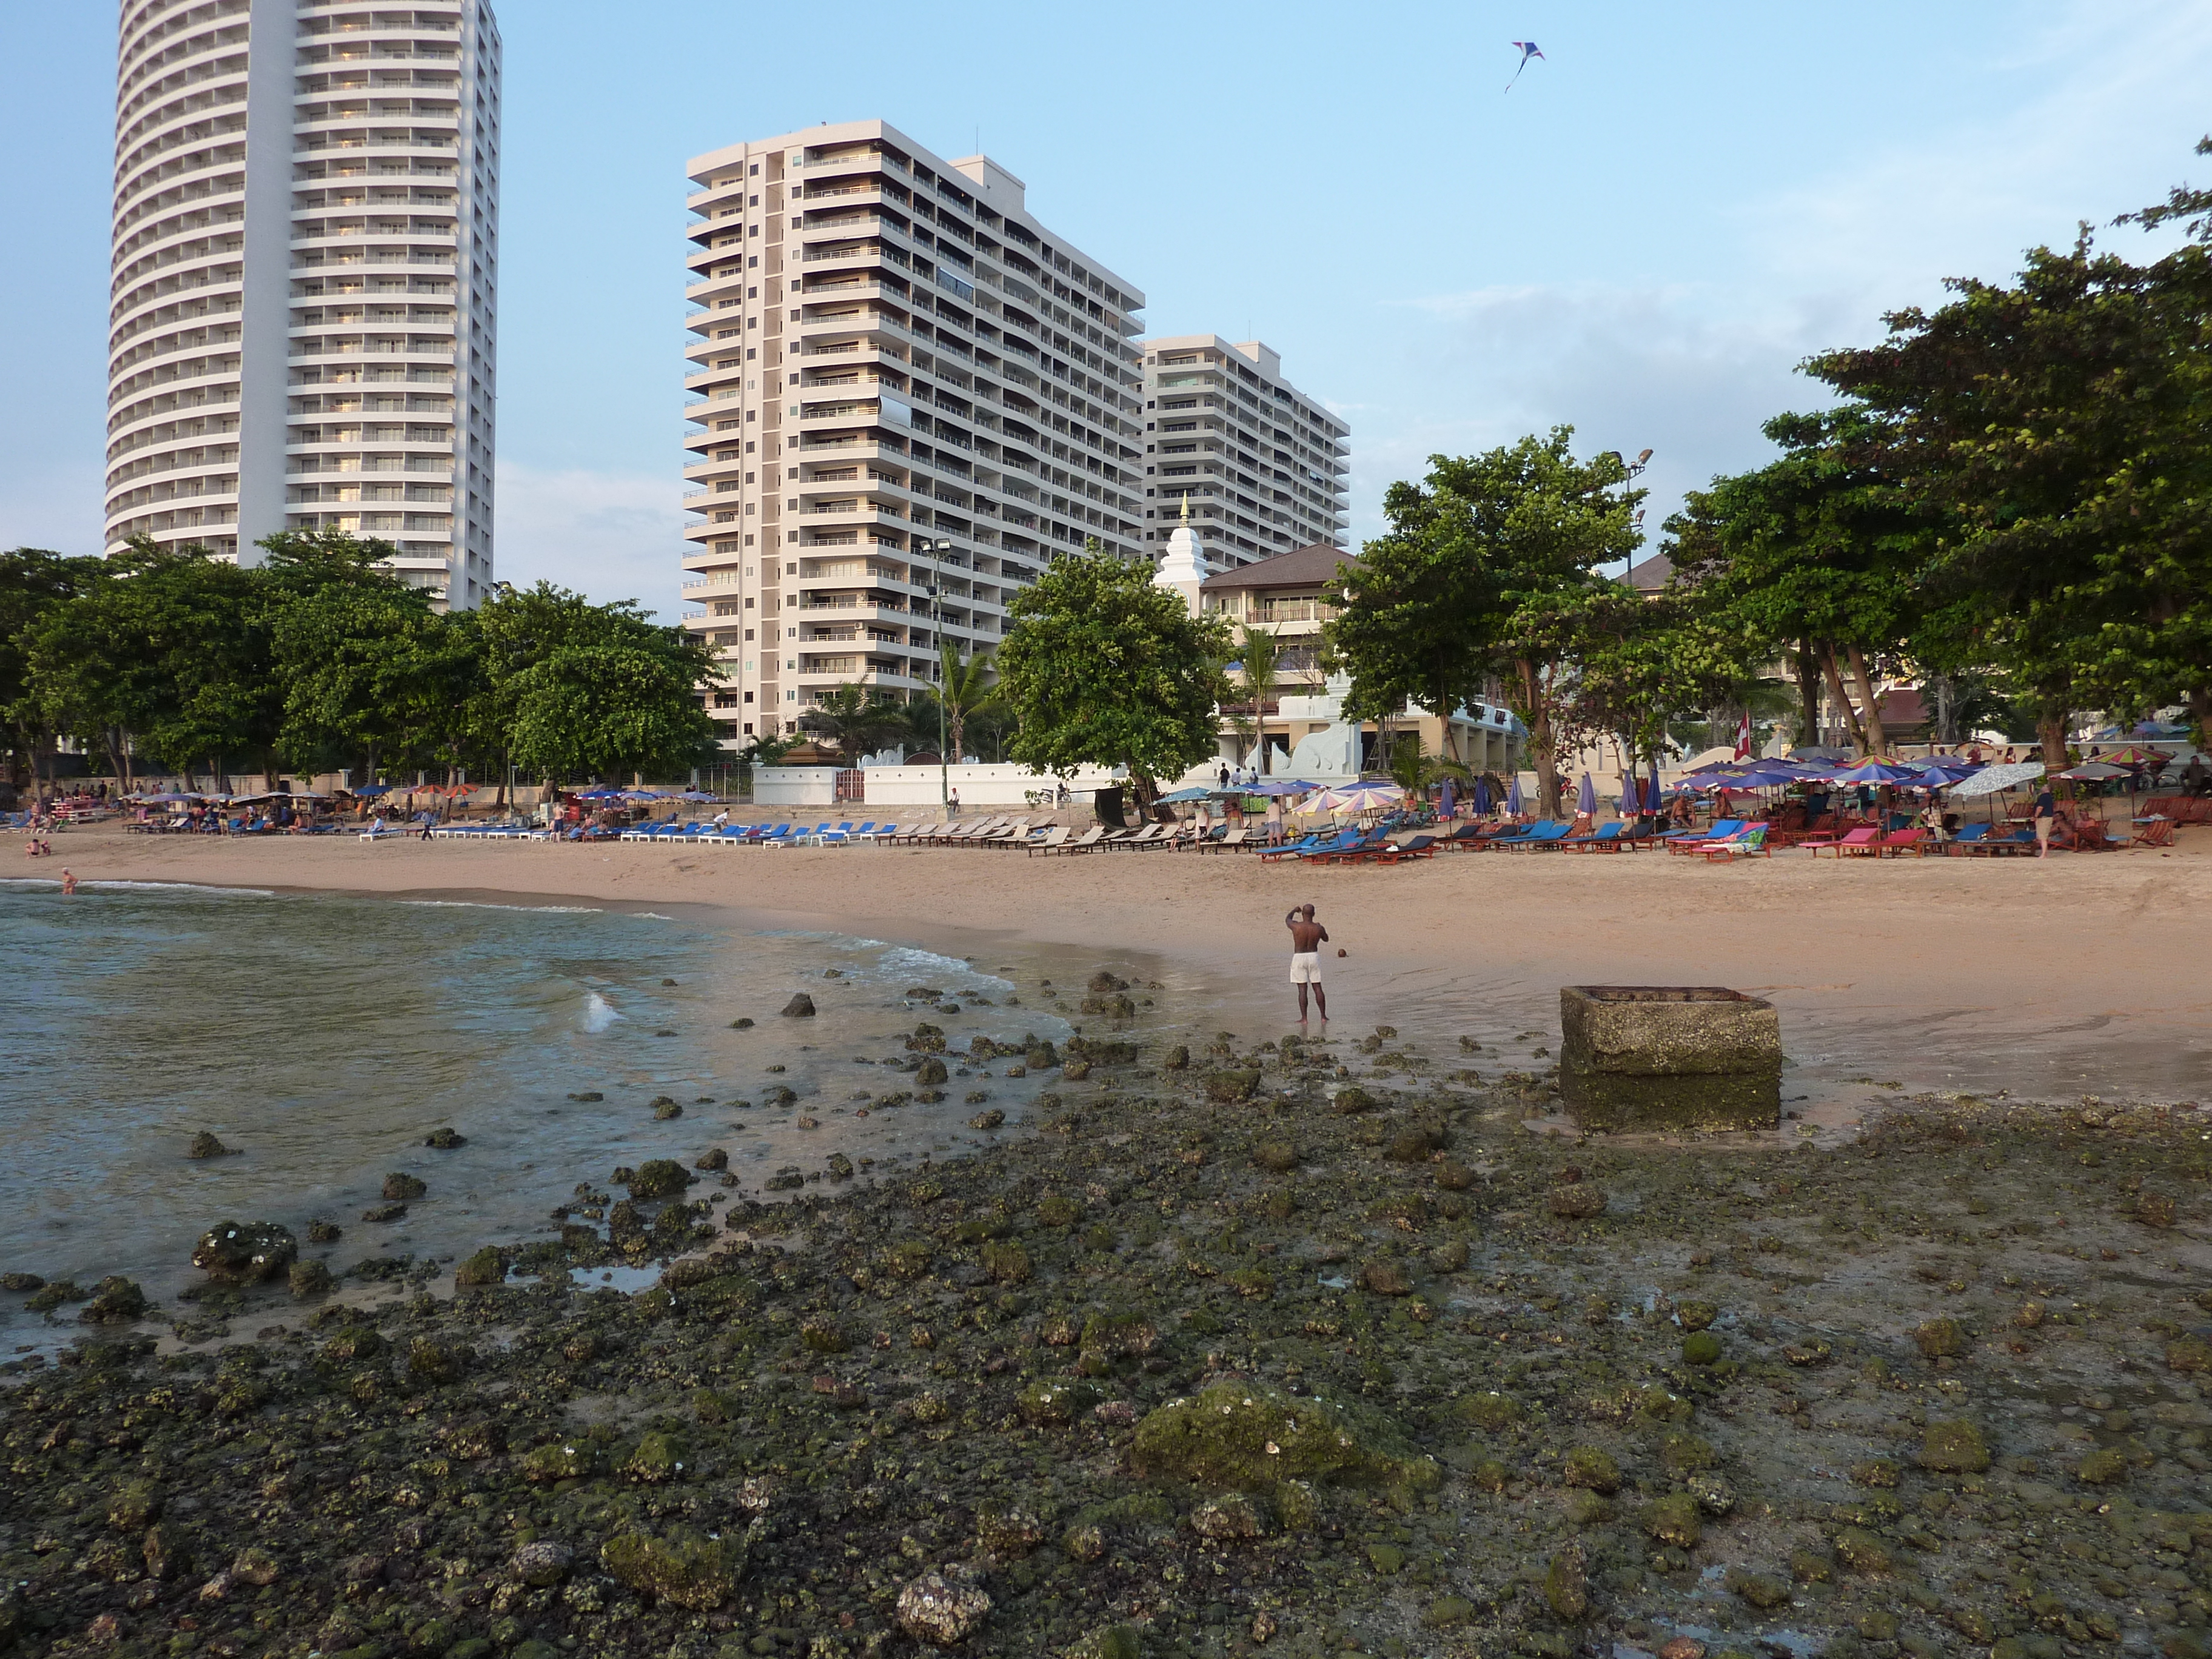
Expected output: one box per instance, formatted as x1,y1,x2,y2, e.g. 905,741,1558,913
916,537,954,811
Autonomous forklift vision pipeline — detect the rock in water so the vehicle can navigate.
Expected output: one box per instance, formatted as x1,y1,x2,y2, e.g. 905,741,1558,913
896,1570,992,1646
381,1172,426,1201
186,1131,228,1159
424,1127,466,1149
781,993,816,1018
190,1222,298,1285
78,1276,149,1324
628,1159,694,1199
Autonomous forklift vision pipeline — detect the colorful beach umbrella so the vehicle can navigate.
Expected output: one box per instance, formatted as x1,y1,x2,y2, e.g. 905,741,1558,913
1313,782,1403,813
1949,761,2045,799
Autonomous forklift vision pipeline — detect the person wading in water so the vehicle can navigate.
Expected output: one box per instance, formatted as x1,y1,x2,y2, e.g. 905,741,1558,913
1285,903,1329,1022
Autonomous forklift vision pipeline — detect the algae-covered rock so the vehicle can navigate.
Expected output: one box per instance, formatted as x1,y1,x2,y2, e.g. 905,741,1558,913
1544,1544,1590,1620
2166,1337,2212,1374
407,1337,465,1384
1834,1526,1892,1574
1205,1070,1259,1103
522,1439,598,1483
2076,1447,2128,1485
452,1247,505,1288
896,1570,991,1646
1067,1626,1143,1659
287,1260,335,1298
108,1480,164,1530
981,1241,1031,1284
1562,1446,1622,1494
1920,1419,1990,1473
1161,1045,1189,1071
1682,1330,1723,1366
1643,1493,1702,1548
1425,1597,1477,1630
424,1127,466,1149
781,993,816,1018
187,1131,229,1159
976,1505,1044,1557
1726,1569,1791,1610
1549,1184,1607,1219
1131,1381,1437,1491
1359,1259,1412,1297
381,1172,426,1201
1017,1380,1099,1426
1661,1433,1716,1473
600,1526,746,1609
1331,1085,1376,1114
1914,1316,1966,1358
191,1221,298,1284
79,1276,149,1324
916,1058,950,1087
1252,1141,1300,1172
1675,1299,1718,1331
622,1430,689,1483
627,1159,694,1199
1190,1493,1268,1540
1454,1391,1522,1430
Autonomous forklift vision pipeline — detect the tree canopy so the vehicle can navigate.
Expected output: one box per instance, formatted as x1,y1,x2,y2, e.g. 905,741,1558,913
996,546,1232,798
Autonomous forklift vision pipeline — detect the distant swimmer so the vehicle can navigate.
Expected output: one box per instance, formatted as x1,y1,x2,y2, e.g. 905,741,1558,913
1285,903,1329,1023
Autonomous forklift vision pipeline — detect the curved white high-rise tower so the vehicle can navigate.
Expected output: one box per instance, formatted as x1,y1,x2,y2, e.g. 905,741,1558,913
106,0,501,607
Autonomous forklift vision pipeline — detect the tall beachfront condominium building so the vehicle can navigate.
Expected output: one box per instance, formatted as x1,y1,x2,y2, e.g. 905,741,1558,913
1139,335,1349,566
680,121,1147,743
106,0,501,607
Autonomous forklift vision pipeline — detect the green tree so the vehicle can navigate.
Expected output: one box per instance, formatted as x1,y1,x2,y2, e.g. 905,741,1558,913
271,583,473,784
0,548,107,794
506,628,719,789
1805,195,2212,759
995,546,1232,802
1570,581,1766,782
21,540,274,789
1665,411,1927,757
1332,430,1644,816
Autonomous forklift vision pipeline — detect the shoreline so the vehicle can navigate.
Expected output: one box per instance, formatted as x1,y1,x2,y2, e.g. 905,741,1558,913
19,822,2212,1105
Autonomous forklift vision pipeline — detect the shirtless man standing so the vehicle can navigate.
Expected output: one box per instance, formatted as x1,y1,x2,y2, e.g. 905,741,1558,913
1285,903,1329,1022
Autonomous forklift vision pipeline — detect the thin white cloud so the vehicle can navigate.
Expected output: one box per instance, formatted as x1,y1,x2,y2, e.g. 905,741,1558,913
489,461,686,617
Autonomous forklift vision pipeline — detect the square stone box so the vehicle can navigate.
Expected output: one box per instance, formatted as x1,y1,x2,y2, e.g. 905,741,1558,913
1558,985,1781,1133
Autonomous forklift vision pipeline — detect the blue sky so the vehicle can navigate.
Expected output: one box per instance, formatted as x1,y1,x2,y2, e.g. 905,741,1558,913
5,1,2210,615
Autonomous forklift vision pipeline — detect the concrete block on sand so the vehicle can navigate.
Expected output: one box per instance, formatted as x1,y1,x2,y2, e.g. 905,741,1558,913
1558,985,1781,1132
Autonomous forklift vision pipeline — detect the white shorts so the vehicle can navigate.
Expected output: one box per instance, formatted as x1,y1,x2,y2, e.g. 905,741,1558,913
1290,951,1322,984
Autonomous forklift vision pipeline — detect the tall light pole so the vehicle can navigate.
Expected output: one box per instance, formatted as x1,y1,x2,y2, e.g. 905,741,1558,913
1606,447,1658,811
916,537,954,810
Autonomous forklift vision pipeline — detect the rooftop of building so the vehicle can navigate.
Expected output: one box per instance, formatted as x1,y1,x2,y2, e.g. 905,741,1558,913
1199,542,1359,592
1623,551,1674,593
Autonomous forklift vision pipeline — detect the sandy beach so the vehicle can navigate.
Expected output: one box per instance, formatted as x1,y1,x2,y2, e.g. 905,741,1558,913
28,822,2212,1105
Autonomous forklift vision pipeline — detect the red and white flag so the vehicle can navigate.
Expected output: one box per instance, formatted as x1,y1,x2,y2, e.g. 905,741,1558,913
1733,712,1753,761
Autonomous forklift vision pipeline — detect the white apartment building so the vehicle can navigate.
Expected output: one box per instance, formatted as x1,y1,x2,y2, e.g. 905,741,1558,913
105,0,501,607
679,120,1147,745
1141,335,1348,566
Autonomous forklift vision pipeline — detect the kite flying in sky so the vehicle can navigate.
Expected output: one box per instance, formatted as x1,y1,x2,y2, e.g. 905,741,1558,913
1506,40,1544,92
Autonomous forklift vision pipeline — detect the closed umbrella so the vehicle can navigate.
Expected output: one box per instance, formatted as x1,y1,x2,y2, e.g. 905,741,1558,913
1576,773,1597,816
1620,776,1640,817
1507,776,1524,816
1439,778,1455,819
1472,777,1492,816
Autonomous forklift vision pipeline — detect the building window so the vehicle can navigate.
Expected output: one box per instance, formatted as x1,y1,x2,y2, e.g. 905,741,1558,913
743,722,754,734
743,691,753,703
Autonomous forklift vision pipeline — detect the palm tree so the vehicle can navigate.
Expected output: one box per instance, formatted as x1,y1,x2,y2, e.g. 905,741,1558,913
1387,731,1472,806
800,683,910,759
930,643,1000,762
1234,623,1282,774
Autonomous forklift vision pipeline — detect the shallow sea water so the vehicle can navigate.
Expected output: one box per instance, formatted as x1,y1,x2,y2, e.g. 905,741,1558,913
0,877,1098,1353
